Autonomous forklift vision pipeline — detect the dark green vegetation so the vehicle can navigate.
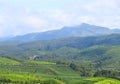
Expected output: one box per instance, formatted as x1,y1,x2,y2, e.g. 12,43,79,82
0,34,120,67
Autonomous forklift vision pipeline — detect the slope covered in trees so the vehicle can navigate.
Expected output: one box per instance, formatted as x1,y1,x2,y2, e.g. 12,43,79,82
0,34,120,67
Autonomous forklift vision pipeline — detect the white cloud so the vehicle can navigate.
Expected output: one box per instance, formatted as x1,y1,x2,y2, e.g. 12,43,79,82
21,15,48,30
77,16,96,24
74,0,120,28
83,0,119,13
48,10,74,26
0,0,120,37
0,16,5,26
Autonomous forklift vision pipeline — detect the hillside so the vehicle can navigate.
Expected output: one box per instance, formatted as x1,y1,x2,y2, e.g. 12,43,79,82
17,34,120,50
0,57,119,83
0,34,120,68
0,57,20,65
69,77,120,84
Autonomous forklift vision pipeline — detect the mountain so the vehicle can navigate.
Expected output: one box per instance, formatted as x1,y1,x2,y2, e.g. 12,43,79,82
0,34,120,65
16,34,120,67
10,23,120,41
0,23,120,67
17,34,120,50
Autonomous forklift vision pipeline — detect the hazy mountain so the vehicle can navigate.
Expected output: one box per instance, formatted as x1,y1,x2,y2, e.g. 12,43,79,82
0,37,12,41
17,34,120,50
0,23,120,68
0,34,120,67
10,23,120,41
0,34,120,57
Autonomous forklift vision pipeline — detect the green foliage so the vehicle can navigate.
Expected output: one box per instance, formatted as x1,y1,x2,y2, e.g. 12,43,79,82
69,63,78,71
94,70,120,78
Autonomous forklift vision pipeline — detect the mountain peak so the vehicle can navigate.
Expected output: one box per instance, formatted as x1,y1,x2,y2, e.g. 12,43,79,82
9,23,120,41
81,23,91,26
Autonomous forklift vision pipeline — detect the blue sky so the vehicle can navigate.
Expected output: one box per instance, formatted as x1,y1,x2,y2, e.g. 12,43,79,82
0,0,120,37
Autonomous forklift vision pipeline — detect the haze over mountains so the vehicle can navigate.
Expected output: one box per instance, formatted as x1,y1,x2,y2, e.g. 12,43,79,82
0,33,120,67
6,23,120,41
0,23,120,68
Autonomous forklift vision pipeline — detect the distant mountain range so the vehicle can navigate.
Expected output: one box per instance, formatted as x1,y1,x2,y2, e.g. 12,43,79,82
8,23,120,41
0,34,120,68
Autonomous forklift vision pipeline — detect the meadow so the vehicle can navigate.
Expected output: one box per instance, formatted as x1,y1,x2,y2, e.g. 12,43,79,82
0,58,120,84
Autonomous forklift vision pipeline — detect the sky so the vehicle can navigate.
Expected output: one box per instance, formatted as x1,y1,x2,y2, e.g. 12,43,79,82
0,0,120,37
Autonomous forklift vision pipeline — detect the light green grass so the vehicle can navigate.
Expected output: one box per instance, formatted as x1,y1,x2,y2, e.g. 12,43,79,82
0,74,65,84
0,58,119,84
23,60,56,65
0,58,20,65
69,77,120,84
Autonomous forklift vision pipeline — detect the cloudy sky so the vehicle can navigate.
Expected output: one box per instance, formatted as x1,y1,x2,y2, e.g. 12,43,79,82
0,0,120,37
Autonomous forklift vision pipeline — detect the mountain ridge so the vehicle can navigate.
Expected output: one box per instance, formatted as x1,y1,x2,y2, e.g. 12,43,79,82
0,34,120,68
8,23,120,41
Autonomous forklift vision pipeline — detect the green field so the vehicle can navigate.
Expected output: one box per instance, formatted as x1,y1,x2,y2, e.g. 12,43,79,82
69,77,120,84
0,58,20,65
0,58,78,83
23,60,56,65
0,58,120,84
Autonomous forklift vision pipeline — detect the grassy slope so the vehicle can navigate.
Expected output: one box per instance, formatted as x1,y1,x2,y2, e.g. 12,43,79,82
0,58,79,83
0,58,20,65
0,74,65,84
24,60,56,65
102,46,120,67
0,58,119,83
76,45,120,68
69,77,120,84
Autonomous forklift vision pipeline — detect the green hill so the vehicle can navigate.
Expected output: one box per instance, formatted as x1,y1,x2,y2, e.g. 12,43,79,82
0,60,80,83
72,45,120,68
0,57,20,65
0,58,119,83
0,34,120,68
